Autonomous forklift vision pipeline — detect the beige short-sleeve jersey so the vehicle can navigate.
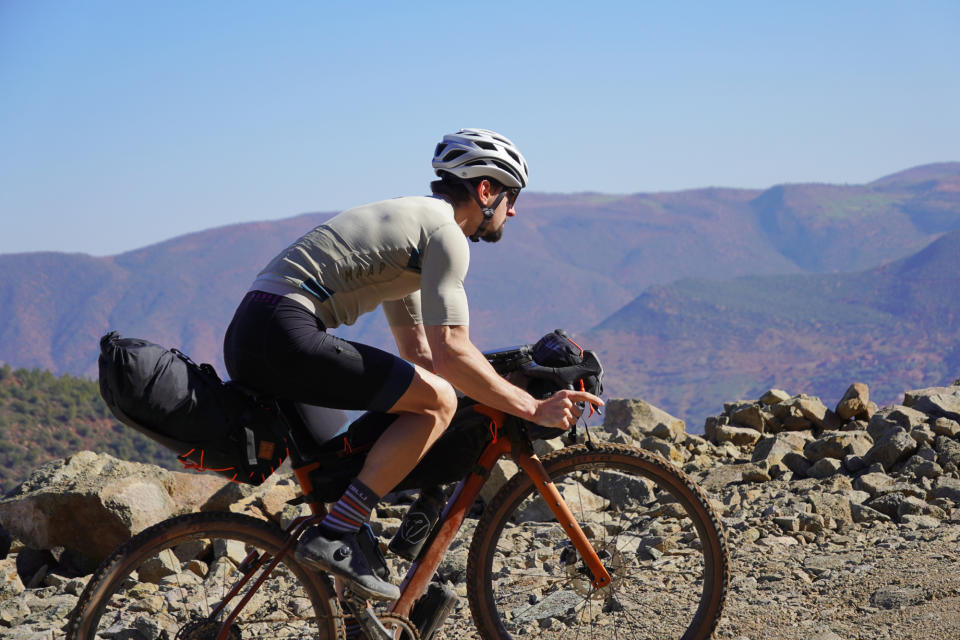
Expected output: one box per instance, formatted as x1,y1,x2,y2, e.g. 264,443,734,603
250,196,470,329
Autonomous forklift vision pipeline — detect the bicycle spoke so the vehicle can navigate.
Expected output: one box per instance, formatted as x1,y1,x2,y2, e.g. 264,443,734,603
67,513,340,640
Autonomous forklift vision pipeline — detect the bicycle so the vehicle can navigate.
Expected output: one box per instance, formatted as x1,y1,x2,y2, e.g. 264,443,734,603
67,343,729,640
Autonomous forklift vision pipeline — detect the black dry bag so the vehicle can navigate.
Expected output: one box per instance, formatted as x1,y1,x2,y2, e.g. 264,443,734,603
97,331,287,485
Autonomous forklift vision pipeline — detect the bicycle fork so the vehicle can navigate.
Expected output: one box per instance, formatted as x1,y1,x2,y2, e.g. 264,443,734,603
511,441,612,589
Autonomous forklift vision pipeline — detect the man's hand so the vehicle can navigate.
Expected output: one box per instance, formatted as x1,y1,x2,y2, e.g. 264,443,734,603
532,390,604,430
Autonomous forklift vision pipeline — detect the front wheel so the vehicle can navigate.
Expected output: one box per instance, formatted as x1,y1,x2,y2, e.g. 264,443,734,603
467,443,729,640
67,511,344,640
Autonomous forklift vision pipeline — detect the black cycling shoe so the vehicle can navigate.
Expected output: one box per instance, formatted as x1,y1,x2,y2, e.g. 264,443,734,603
295,527,401,601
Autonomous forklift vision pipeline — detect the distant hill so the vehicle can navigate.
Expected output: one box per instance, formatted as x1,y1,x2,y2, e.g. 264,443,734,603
0,365,175,495
586,227,960,427
2,163,959,384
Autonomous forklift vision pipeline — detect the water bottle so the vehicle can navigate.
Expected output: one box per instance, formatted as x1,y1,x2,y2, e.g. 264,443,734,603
388,486,446,561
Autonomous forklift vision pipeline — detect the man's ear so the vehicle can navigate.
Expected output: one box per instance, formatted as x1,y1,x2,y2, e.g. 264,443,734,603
475,179,494,204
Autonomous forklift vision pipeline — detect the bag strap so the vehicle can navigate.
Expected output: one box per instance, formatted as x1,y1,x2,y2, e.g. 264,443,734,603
170,348,222,382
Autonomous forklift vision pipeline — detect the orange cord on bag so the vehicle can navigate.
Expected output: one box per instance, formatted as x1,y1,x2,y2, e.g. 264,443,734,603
178,448,241,482
473,405,505,443
568,336,584,356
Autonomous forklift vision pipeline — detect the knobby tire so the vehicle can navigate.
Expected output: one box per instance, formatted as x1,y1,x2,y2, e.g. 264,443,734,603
466,442,728,640
67,511,343,640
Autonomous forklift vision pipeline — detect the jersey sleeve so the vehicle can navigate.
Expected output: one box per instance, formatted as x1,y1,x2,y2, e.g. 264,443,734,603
383,291,423,327
420,223,470,326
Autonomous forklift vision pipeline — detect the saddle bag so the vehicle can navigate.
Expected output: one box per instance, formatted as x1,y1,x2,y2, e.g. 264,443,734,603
97,331,288,485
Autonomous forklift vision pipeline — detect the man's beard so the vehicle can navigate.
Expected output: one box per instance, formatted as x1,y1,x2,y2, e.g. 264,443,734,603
481,225,503,243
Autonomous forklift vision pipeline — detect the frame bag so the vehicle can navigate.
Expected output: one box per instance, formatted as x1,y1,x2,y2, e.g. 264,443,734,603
97,331,287,485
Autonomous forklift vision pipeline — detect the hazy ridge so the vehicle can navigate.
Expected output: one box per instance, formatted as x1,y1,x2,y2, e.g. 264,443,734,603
1,162,959,430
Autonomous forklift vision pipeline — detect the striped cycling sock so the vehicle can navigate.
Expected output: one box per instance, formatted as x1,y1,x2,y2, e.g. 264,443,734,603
317,478,380,537
344,618,363,640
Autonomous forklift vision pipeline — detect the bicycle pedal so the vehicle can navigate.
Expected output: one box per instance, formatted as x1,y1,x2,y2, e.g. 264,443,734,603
410,580,458,640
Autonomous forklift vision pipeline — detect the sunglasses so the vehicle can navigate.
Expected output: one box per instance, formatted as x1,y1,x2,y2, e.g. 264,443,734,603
503,187,521,206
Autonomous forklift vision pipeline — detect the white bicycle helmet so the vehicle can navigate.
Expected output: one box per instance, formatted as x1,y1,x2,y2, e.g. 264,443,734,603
432,128,529,189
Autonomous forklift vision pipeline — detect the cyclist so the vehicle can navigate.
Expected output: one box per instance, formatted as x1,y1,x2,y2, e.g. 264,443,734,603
222,128,603,601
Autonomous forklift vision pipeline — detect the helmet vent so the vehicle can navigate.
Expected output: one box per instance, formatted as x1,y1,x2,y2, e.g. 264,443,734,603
475,141,498,151
442,149,467,162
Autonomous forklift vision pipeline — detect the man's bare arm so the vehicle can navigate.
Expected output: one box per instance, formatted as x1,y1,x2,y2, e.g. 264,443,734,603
391,325,434,371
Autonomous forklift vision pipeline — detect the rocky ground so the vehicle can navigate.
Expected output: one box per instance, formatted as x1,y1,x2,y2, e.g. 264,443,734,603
2,381,960,639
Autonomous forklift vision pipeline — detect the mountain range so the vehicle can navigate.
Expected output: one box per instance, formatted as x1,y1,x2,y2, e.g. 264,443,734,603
1,162,959,427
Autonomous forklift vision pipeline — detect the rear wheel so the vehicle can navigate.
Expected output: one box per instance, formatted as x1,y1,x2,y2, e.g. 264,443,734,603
67,511,344,640
467,443,728,640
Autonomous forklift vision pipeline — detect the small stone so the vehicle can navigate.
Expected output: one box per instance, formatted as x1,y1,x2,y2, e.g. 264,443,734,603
871,587,927,609
774,516,800,532
932,476,960,503
933,417,960,438
730,405,768,432
715,424,763,447
741,464,772,483
900,455,943,480
850,503,890,524
782,452,812,477
854,471,896,497
639,436,686,463
807,457,843,479
759,389,791,405
757,535,798,547
742,528,762,544
901,514,941,529
867,492,908,519
752,432,810,465
804,431,873,462
798,512,826,532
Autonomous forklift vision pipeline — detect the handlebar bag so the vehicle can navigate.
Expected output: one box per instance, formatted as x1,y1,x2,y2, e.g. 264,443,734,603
521,329,604,440
97,331,287,485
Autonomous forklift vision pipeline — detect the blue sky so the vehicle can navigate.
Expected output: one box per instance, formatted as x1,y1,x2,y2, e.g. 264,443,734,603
2,1,958,256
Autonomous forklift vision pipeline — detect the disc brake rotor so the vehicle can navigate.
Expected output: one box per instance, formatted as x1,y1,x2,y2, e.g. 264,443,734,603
562,544,624,598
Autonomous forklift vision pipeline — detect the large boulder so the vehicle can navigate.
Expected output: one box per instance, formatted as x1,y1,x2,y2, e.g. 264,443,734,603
835,383,873,421
602,399,686,442
752,432,811,465
904,386,960,423
0,452,227,564
772,395,841,432
867,406,929,440
862,428,918,471
715,424,762,447
729,404,769,432
804,431,873,462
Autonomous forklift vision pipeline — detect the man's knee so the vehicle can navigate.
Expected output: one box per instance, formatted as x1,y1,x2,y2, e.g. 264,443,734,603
432,377,457,424
391,369,457,423
417,373,456,426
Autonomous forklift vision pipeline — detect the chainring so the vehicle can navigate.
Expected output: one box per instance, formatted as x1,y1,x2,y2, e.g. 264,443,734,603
377,613,420,640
